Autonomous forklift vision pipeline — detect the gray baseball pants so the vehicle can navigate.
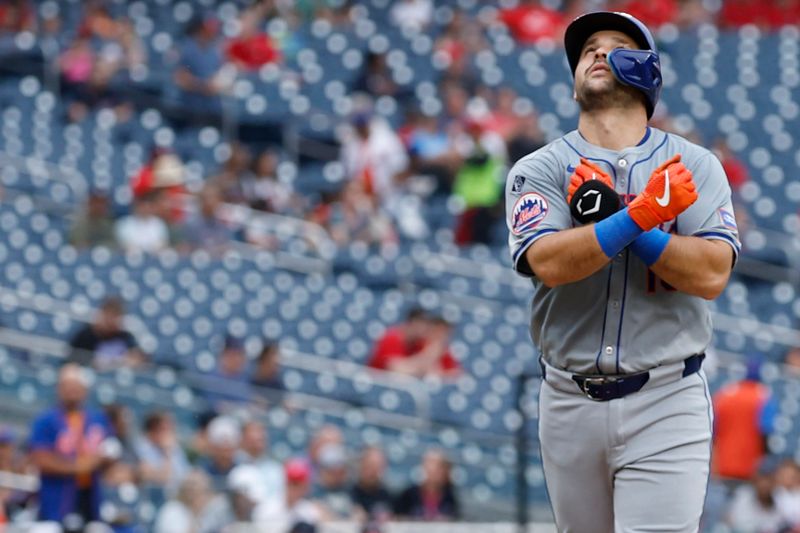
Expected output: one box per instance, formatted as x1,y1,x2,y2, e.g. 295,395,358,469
538,363,713,532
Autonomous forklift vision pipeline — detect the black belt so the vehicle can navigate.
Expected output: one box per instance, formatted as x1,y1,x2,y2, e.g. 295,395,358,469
565,354,705,402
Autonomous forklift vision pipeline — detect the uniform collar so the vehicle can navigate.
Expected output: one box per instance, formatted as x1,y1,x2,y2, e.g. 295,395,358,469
569,127,662,158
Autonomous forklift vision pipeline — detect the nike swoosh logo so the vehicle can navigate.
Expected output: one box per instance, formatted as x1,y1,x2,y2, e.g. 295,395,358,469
655,169,670,207
566,164,576,173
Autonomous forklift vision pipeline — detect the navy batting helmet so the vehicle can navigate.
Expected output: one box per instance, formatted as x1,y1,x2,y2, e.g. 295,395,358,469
564,12,662,119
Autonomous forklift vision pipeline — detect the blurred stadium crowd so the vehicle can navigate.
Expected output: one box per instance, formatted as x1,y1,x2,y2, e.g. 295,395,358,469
0,0,798,532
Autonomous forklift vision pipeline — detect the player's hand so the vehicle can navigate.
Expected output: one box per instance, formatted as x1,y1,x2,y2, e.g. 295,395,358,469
75,454,103,474
627,154,698,231
566,158,614,204
568,158,620,224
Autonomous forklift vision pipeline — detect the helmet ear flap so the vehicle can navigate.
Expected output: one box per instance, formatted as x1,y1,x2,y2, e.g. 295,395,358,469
607,48,662,118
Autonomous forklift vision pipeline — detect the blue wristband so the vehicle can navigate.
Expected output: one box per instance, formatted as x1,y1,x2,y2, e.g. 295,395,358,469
594,208,644,258
630,229,672,266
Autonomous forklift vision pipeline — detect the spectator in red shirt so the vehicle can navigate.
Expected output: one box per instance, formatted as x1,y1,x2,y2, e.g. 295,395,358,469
368,309,460,378
718,0,764,29
498,0,565,45
610,0,679,28
226,2,281,71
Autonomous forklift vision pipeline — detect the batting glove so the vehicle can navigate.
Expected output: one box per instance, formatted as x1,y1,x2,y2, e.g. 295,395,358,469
627,154,698,231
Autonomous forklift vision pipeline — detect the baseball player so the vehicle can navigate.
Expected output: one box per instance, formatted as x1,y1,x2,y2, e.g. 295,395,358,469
505,12,740,532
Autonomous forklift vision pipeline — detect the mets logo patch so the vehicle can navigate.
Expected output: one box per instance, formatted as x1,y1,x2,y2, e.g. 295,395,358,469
512,192,549,235
719,208,737,230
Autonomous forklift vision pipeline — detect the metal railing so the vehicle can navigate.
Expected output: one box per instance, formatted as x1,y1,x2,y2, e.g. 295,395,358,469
0,284,432,422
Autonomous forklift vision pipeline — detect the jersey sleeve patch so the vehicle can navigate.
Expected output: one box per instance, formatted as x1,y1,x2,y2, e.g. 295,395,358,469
718,208,737,231
512,192,549,235
511,175,526,194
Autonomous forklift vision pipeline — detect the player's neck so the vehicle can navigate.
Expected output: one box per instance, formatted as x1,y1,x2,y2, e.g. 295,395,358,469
577,110,648,151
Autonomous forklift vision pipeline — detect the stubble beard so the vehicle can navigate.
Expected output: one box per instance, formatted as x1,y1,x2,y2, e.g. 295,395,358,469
576,76,645,114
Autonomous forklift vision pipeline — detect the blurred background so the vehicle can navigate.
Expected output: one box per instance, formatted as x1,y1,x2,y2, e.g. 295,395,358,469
0,0,798,531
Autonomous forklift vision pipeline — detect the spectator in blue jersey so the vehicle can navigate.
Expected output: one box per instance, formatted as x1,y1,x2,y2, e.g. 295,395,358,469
28,364,116,526
173,14,228,119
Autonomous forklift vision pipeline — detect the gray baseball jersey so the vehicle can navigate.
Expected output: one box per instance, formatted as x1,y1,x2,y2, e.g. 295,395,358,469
506,127,740,375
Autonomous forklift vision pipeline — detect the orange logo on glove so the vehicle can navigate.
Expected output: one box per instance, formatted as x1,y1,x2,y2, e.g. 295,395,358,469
566,158,614,204
628,154,698,231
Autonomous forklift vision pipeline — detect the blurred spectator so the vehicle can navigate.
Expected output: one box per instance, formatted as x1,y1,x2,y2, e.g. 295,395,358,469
785,347,800,374
351,446,393,520
609,0,679,28
506,112,546,165
255,458,323,531
352,51,399,99
182,465,267,531
312,443,354,519
434,9,486,93
712,357,778,481
114,191,170,254
406,113,461,193
135,412,190,498
59,30,95,121
67,296,146,371
226,3,281,70
181,183,233,254
310,180,397,249
440,82,470,125
153,469,218,533
368,308,460,378
28,364,115,526
394,449,459,521
0,0,35,34
340,111,408,202
211,142,252,205
774,458,800,527
242,149,301,215
675,0,714,28
726,458,786,533
85,11,146,93
483,87,524,142
69,192,116,249
498,0,565,45
713,138,751,194
452,119,504,246
719,0,800,29
0,426,31,522
307,425,344,478
199,415,241,492
100,460,140,533
201,335,252,410
390,0,432,32
187,411,218,465
59,7,145,121
174,14,229,117
103,405,137,466
250,342,286,406
131,150,187,226
236,420,284,504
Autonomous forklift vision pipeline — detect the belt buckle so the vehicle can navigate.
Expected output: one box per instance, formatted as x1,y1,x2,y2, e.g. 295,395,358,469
581,376,616,400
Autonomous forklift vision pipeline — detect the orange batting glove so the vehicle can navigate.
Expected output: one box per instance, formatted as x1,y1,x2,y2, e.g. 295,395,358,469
566,158,614,204
627,154,698,231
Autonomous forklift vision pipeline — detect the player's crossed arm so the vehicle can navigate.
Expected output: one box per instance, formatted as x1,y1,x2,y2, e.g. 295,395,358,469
526,154,731,298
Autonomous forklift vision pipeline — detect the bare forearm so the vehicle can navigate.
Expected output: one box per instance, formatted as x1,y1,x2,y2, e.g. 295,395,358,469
524,226,611,287
30,451,77,476
649,237,733,299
